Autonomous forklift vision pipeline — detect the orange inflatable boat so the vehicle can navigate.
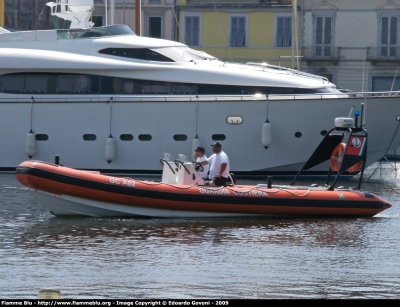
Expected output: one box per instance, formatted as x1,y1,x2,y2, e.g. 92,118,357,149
15,108,392,218
16,159,390,218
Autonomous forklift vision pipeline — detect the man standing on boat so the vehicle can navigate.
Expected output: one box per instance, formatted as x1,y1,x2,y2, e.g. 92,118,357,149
198,142,230,186
193,146,210,180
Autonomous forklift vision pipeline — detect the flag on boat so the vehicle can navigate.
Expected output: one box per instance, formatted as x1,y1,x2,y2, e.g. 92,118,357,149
346,136,367,156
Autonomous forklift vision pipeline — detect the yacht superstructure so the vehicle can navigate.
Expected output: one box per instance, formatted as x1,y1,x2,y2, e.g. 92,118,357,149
0,1,400,177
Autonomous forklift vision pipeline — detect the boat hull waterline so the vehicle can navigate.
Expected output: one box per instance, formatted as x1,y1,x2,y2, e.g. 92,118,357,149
16,161,391,218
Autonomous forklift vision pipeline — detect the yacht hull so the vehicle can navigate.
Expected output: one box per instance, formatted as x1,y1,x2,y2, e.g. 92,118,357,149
1,95,400,176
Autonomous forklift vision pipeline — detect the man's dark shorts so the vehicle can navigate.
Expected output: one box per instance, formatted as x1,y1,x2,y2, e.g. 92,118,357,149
211,176,229,187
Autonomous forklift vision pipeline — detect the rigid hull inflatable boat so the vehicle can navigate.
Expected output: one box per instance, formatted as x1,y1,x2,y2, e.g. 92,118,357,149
15,108,392,218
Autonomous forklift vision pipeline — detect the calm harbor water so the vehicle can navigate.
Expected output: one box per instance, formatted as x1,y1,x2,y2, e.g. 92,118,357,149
1,162,400,299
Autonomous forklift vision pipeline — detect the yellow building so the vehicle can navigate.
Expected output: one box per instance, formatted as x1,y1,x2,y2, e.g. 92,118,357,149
0,0,4,27
176,0,300,69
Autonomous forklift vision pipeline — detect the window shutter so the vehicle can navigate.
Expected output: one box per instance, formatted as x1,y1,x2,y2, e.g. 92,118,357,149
185,17,192,46
193,17,199,46
276,17,284,46
283,17,291,47
230,17,238,46
237,17,245,46
381,17,389,45
185,16,200,46
324,17,332,45
316,17,323,45
390,16,397,45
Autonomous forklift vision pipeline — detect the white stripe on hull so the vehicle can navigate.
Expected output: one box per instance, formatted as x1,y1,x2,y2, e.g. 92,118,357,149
33,191,271,218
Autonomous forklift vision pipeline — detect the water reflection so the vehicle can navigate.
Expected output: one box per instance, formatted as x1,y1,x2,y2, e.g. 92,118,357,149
12,215,383,252
1,165,400,299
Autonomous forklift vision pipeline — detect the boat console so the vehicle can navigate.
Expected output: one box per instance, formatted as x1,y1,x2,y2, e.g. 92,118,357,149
160,159,205,186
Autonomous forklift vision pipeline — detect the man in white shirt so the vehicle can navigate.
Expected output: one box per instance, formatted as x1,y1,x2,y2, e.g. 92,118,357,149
193,146,209,180
198,142,230,186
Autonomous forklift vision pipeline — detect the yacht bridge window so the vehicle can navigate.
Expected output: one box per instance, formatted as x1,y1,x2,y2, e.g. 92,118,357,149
99,47,217,63
99,48,174,62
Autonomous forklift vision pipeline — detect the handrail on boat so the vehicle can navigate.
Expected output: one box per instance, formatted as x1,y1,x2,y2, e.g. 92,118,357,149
245,62,330,83
1,91,400,103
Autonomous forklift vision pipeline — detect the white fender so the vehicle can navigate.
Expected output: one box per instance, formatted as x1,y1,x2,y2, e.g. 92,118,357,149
192,136,201,154
261,120,272,149
26,130,36,159
105,135,116,164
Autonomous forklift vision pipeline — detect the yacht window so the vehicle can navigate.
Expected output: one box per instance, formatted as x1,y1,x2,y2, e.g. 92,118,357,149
143,83,171,94
100,47,217,63
56,76,74,92
153,47,217,62
25,76,48,92
226,116,243,125
74,76,92,92
124,81,135,94
212,134,226,141
139,134,152,141
115,78,142,94
1,76,24,92
171,84,198,94
120,134,134,141
83,134,97,141
99,48,174,62
56,75,92,93
173,134,188,141
35,134,49,141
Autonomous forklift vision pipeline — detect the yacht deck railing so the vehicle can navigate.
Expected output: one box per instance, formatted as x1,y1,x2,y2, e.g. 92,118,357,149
245,62,330,84
1,91,400,103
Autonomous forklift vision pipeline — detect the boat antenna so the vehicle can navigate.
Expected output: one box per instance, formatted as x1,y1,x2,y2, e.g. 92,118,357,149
211,0,233,62
195,95,199,137
361,58,366,92
390,68,399,92
108,97,114,137
348,106,355,118
360,103,364,129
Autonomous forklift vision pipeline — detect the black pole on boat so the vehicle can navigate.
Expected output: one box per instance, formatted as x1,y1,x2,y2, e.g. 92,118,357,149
55,155,60,166
360,103,364,129
267,176,272,188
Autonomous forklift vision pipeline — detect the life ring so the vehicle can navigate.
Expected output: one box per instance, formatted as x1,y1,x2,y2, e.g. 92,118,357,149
330,143,362,173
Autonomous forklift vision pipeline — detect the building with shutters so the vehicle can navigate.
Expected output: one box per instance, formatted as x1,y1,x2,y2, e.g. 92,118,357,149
93,0,177,41
176,0,299,68
300,0,400,92
1,1,176,40
3,0,57,30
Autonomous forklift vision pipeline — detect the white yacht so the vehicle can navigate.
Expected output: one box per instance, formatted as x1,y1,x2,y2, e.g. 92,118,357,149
0,0,400,177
